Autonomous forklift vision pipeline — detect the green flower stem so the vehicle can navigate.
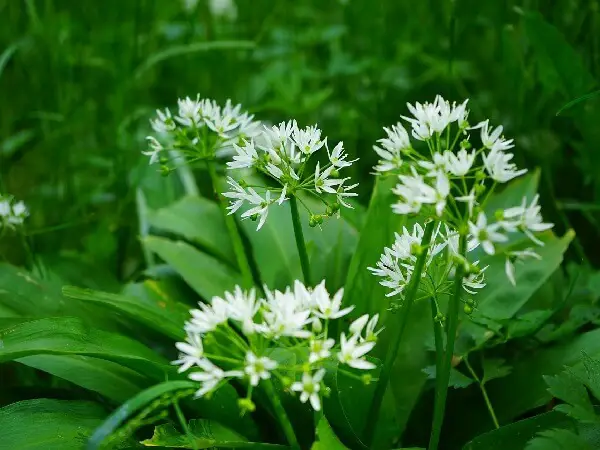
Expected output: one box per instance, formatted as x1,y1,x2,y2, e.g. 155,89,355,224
173,399,199,450
464,357,500,429
206,162,255,288
364,220,436,447
289,195,311,286
428,233,467,450
430,297,444,381
263,379,300,450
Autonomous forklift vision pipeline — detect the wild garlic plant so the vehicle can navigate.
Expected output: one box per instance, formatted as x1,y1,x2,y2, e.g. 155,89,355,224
224,120,358,284
144,94,263,287
364,95,554,450
172,280,380,449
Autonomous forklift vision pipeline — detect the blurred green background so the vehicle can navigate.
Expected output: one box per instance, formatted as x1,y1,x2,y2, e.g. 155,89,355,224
1,0,599,278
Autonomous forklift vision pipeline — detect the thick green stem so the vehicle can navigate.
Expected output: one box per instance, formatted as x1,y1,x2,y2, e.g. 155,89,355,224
364,221,436,446
206,162,255,288
428,234,467,450
263,379,300,450
430,297,444,382
289,195,311,286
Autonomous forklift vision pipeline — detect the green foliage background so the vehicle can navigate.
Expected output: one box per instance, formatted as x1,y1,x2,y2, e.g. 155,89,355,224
1,1,600,449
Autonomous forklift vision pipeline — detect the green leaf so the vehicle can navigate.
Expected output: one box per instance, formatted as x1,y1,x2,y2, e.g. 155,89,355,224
0,317,170,379
484,170,540,218
545,370,597,423
144,236,243,300
312,416,349,449
62,283,189,340
463,411,574,450
475,230,574,321
422,365,474,388
482,358,512,384
488,328,600,422
557,90,600,115
522,11,594,99
140,419,283,449
147,195,236,265
87,380,198,450
0,399,108,450
17,354,149,403
526,428,592,450
580,353,600,401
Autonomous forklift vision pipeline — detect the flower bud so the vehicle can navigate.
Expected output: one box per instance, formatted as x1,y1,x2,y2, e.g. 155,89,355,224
460,139,472,149
159,156,170,165
331,202,340,213
309,216,318,227
238,179,248,188
160,165,171,177
494,209,504,221
238,398,256,415
281,376,293,388
330,168,340,178
361,374,372,385
463,304,473,315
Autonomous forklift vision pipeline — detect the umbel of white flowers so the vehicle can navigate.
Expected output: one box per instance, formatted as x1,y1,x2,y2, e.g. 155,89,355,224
223,120,359,230
144,94,262,167
0,195,28,230
370,95,553,304
173,280,381,412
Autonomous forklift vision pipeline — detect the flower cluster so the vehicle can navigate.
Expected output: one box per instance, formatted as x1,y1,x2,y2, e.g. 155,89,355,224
173,280,380,412
0,195,28,230
224,121,358,230
371,95,553,301
143,94,261,167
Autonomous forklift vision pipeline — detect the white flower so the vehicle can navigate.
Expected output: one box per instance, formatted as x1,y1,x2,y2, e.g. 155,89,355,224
392,168,427,215
471,120,514,152
293,124,325,155
445,149,475,176
327,142,356,168
143,136,163,165
175,94,202,127
173,332,204,372
190,358,243,398
482,149,527,183
505,248,541,286
455,188,478,216
258,288,312,339
240,189,272,230
373,123,411,173
349,314,382,342
262,121,295,154
222,177,249,214
224,286,260,334
208,0,238,20
336,179,358,208
266,162,284,179
462,263,487,295
291,369,325,411
418,152,448,177
228,140,260,170
311,281,354,320
314,162,343,194
416,173,450,217
338,333,376,370
309,338,335,363
0,200,11,217
244,352,277,386
187,296,229,334
150,108,176,133
505,195,554,245
468,212,508,255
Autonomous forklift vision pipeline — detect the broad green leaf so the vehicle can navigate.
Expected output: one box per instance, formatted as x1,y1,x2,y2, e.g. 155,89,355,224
88,381,259,449
17,354,149,403
482,358,512,384
557,90,600,115
62,283,188,340
312,416,349,449
141,419,282,449
147,195,236,265
475,230,574,321
580,353,600,400
463,411,574,450
526,428,592,450
545,370,597,423
488,328,600,422
0,399,108,450
0,317,170,379
144,236,243,300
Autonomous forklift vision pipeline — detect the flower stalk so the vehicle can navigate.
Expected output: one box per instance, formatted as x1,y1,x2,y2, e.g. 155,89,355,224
428,233,467,450
289,195,311,285
206,161,255,288
263,379,300,450
364,220,436,446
